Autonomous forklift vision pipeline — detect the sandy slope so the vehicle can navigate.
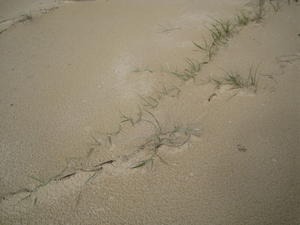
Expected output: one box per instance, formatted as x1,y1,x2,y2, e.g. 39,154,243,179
0,1,299,225
0,0,248,195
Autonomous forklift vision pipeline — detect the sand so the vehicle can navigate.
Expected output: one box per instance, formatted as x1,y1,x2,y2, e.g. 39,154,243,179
0,0,299,224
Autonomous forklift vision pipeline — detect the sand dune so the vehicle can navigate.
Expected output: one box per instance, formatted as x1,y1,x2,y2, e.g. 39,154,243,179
0,0,299,224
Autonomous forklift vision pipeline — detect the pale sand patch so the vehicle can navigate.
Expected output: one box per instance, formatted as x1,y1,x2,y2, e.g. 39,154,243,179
0,1,299,224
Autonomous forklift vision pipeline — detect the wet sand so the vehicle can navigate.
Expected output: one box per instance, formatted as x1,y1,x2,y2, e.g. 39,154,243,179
0,0,299,224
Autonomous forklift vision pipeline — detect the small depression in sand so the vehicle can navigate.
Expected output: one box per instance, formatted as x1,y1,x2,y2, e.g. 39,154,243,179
0,0,248,194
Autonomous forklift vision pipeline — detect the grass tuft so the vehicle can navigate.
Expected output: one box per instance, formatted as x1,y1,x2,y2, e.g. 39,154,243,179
193,40,217,61
120,107,142,127
268,0,281,12
157,85,181,99
170,58,202,81
19,14,33,23
223,73,245,89
213,66,259,92
131,112,201,169
235,12,250,26
252,0,266,22
139,95,159,109
193,19,235,61
212,19,234,40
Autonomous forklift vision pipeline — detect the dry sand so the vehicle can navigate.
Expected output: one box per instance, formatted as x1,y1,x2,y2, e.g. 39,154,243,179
0,0,299,224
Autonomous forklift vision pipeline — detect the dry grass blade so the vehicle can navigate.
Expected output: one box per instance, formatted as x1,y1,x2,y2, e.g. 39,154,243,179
90,135,102,146
120,111,135,126
131,159,152,169
139,95,159,109
28,176,44,184
55,172,77,181
84,172,98,184
144,109,162,133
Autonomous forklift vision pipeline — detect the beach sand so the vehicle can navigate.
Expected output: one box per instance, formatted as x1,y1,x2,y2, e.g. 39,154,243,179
0,0,299,224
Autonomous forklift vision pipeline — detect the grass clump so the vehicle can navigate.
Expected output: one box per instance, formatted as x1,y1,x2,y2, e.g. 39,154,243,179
193,0,280,61
268,0,281,12
235,12,251,26
251,0,266,22
138,86,181,111
18,14,33,23
213,66,259,92
120,107,142,127
193,19,235,61
210,19,234,43
193,40,217,61
131,111,201,169
139,95,159,109
157,85,181,99
223,73,248,89
170,58,202,81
